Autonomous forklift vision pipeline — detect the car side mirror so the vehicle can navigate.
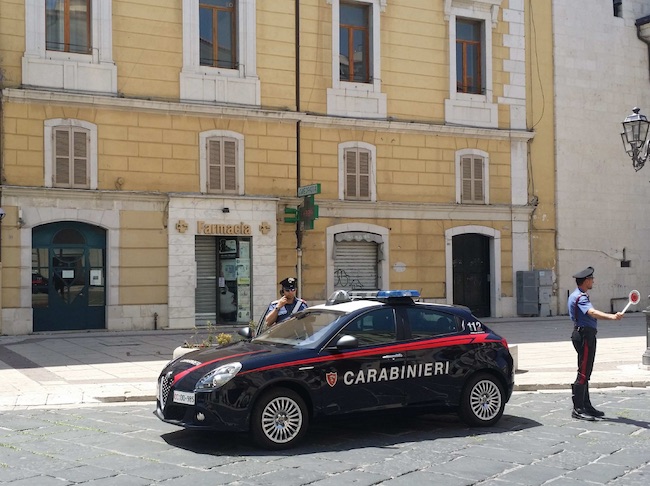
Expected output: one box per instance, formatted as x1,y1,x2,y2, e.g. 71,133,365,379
238,327,252,340
335,335,358,349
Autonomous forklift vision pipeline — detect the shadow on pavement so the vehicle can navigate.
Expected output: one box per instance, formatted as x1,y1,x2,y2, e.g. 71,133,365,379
161,412,541,456
600,416,650,429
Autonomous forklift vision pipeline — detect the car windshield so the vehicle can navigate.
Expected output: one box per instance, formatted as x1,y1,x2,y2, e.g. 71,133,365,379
253,309,346,348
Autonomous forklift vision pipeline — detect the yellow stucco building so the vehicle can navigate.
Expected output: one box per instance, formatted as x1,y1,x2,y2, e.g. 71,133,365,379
0,0,537,335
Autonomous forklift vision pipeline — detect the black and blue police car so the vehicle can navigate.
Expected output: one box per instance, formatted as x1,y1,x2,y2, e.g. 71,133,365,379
155,290,515,450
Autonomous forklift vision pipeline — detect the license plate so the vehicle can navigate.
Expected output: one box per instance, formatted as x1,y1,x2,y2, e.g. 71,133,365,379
173,390,195,405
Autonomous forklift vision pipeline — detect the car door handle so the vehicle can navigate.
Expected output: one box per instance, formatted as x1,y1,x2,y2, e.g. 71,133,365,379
382,353,403,359
298,366,314,371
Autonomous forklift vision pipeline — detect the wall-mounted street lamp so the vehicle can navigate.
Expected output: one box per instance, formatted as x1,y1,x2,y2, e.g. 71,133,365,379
621,107,650,171
622,108,650,367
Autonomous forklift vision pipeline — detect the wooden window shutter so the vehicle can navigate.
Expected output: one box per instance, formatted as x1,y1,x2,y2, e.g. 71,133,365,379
473,157,484,202
344,148,371,200
73,129,88,187
208,139,222,192
208,137,237,193
345,150,357,198
223,140,237,192
358,150,370,199
54,128,70,186
54,127,89,188
461,155,484,203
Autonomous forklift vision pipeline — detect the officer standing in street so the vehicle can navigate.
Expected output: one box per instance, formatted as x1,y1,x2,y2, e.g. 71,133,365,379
568,266,624,421
264,277,308,329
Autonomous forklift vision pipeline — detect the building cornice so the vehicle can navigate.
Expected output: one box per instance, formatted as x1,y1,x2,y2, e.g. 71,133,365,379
284,198,534,222
1,88,534,142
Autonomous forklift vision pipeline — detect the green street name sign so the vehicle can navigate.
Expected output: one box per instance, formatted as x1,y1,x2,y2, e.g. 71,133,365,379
297,183,321,197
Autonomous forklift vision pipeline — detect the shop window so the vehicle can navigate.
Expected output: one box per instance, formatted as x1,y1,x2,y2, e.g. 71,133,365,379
195,236,252,325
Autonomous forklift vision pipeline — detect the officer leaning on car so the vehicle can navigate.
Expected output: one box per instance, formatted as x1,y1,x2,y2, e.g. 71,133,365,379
568,266,624,421
264,277,308,328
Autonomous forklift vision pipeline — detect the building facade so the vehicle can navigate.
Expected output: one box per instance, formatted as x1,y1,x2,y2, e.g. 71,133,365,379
0,0,534,335
550,0,650,314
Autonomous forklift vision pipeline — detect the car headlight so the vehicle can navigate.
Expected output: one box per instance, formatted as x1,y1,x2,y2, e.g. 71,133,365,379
196,362,242,390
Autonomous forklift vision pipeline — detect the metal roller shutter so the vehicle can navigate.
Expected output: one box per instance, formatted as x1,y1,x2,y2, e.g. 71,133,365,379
334,240,378,291
195,236,217,325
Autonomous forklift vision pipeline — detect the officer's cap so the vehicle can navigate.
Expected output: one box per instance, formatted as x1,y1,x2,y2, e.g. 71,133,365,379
572,266,594,279
279,277,297,290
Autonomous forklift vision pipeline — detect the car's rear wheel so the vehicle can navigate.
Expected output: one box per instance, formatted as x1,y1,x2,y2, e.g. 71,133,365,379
459,373,505,427
251,387,308,450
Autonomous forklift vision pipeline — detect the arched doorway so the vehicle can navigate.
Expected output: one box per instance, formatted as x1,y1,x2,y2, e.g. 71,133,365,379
452,233,491,317
32,222,106,332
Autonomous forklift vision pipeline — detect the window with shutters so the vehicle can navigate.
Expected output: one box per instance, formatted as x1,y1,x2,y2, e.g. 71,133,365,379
338,141,376,201
199,130,245,195
345,149,370,200
456,149,489,204
208,137,237,193
53,127,89,188
44,119,98,190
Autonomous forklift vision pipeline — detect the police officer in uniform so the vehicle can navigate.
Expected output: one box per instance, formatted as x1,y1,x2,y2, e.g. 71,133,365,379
264,277,308,328
568,266,623,421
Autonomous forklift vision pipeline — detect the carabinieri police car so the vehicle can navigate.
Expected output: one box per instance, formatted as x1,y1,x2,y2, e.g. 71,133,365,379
155,290,515,450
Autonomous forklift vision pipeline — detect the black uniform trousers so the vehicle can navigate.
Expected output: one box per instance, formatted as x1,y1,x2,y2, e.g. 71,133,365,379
571,326,597,385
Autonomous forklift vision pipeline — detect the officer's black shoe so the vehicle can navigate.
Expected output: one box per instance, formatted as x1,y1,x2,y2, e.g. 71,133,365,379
571,408,596,421
584,405,605,418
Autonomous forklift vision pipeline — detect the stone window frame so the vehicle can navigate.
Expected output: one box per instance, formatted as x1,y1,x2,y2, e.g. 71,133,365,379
22,0,117,93
455,148,489,204
199,130,245,195
44,119,98,190
180,0,260,105
326,222,389,297
338,141,377,202
326,0,387,118
444,0,501,128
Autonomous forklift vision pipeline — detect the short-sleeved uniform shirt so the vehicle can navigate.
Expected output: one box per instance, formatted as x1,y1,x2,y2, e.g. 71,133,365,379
266,298,308,324
568,288,597,329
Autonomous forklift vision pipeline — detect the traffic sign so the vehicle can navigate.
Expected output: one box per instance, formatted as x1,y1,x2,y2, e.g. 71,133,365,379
297,183,321,197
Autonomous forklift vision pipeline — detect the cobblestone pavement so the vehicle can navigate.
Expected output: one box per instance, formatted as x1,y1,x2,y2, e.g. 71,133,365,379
1,388,650,485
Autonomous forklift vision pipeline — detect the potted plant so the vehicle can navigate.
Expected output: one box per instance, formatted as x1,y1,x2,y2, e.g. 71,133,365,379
172,322,234,359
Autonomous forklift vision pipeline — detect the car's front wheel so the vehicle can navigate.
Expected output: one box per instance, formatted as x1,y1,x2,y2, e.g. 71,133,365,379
251,387,308,450
459,373,505,427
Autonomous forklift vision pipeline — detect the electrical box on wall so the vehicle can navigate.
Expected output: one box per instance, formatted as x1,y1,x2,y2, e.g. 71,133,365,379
516,270,553,317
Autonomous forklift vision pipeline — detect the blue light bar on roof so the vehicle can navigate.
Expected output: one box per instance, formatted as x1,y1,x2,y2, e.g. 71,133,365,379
376,290,420,298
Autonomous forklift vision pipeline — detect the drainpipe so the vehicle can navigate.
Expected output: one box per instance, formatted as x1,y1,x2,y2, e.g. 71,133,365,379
636,15,650,80
295,0,303,297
